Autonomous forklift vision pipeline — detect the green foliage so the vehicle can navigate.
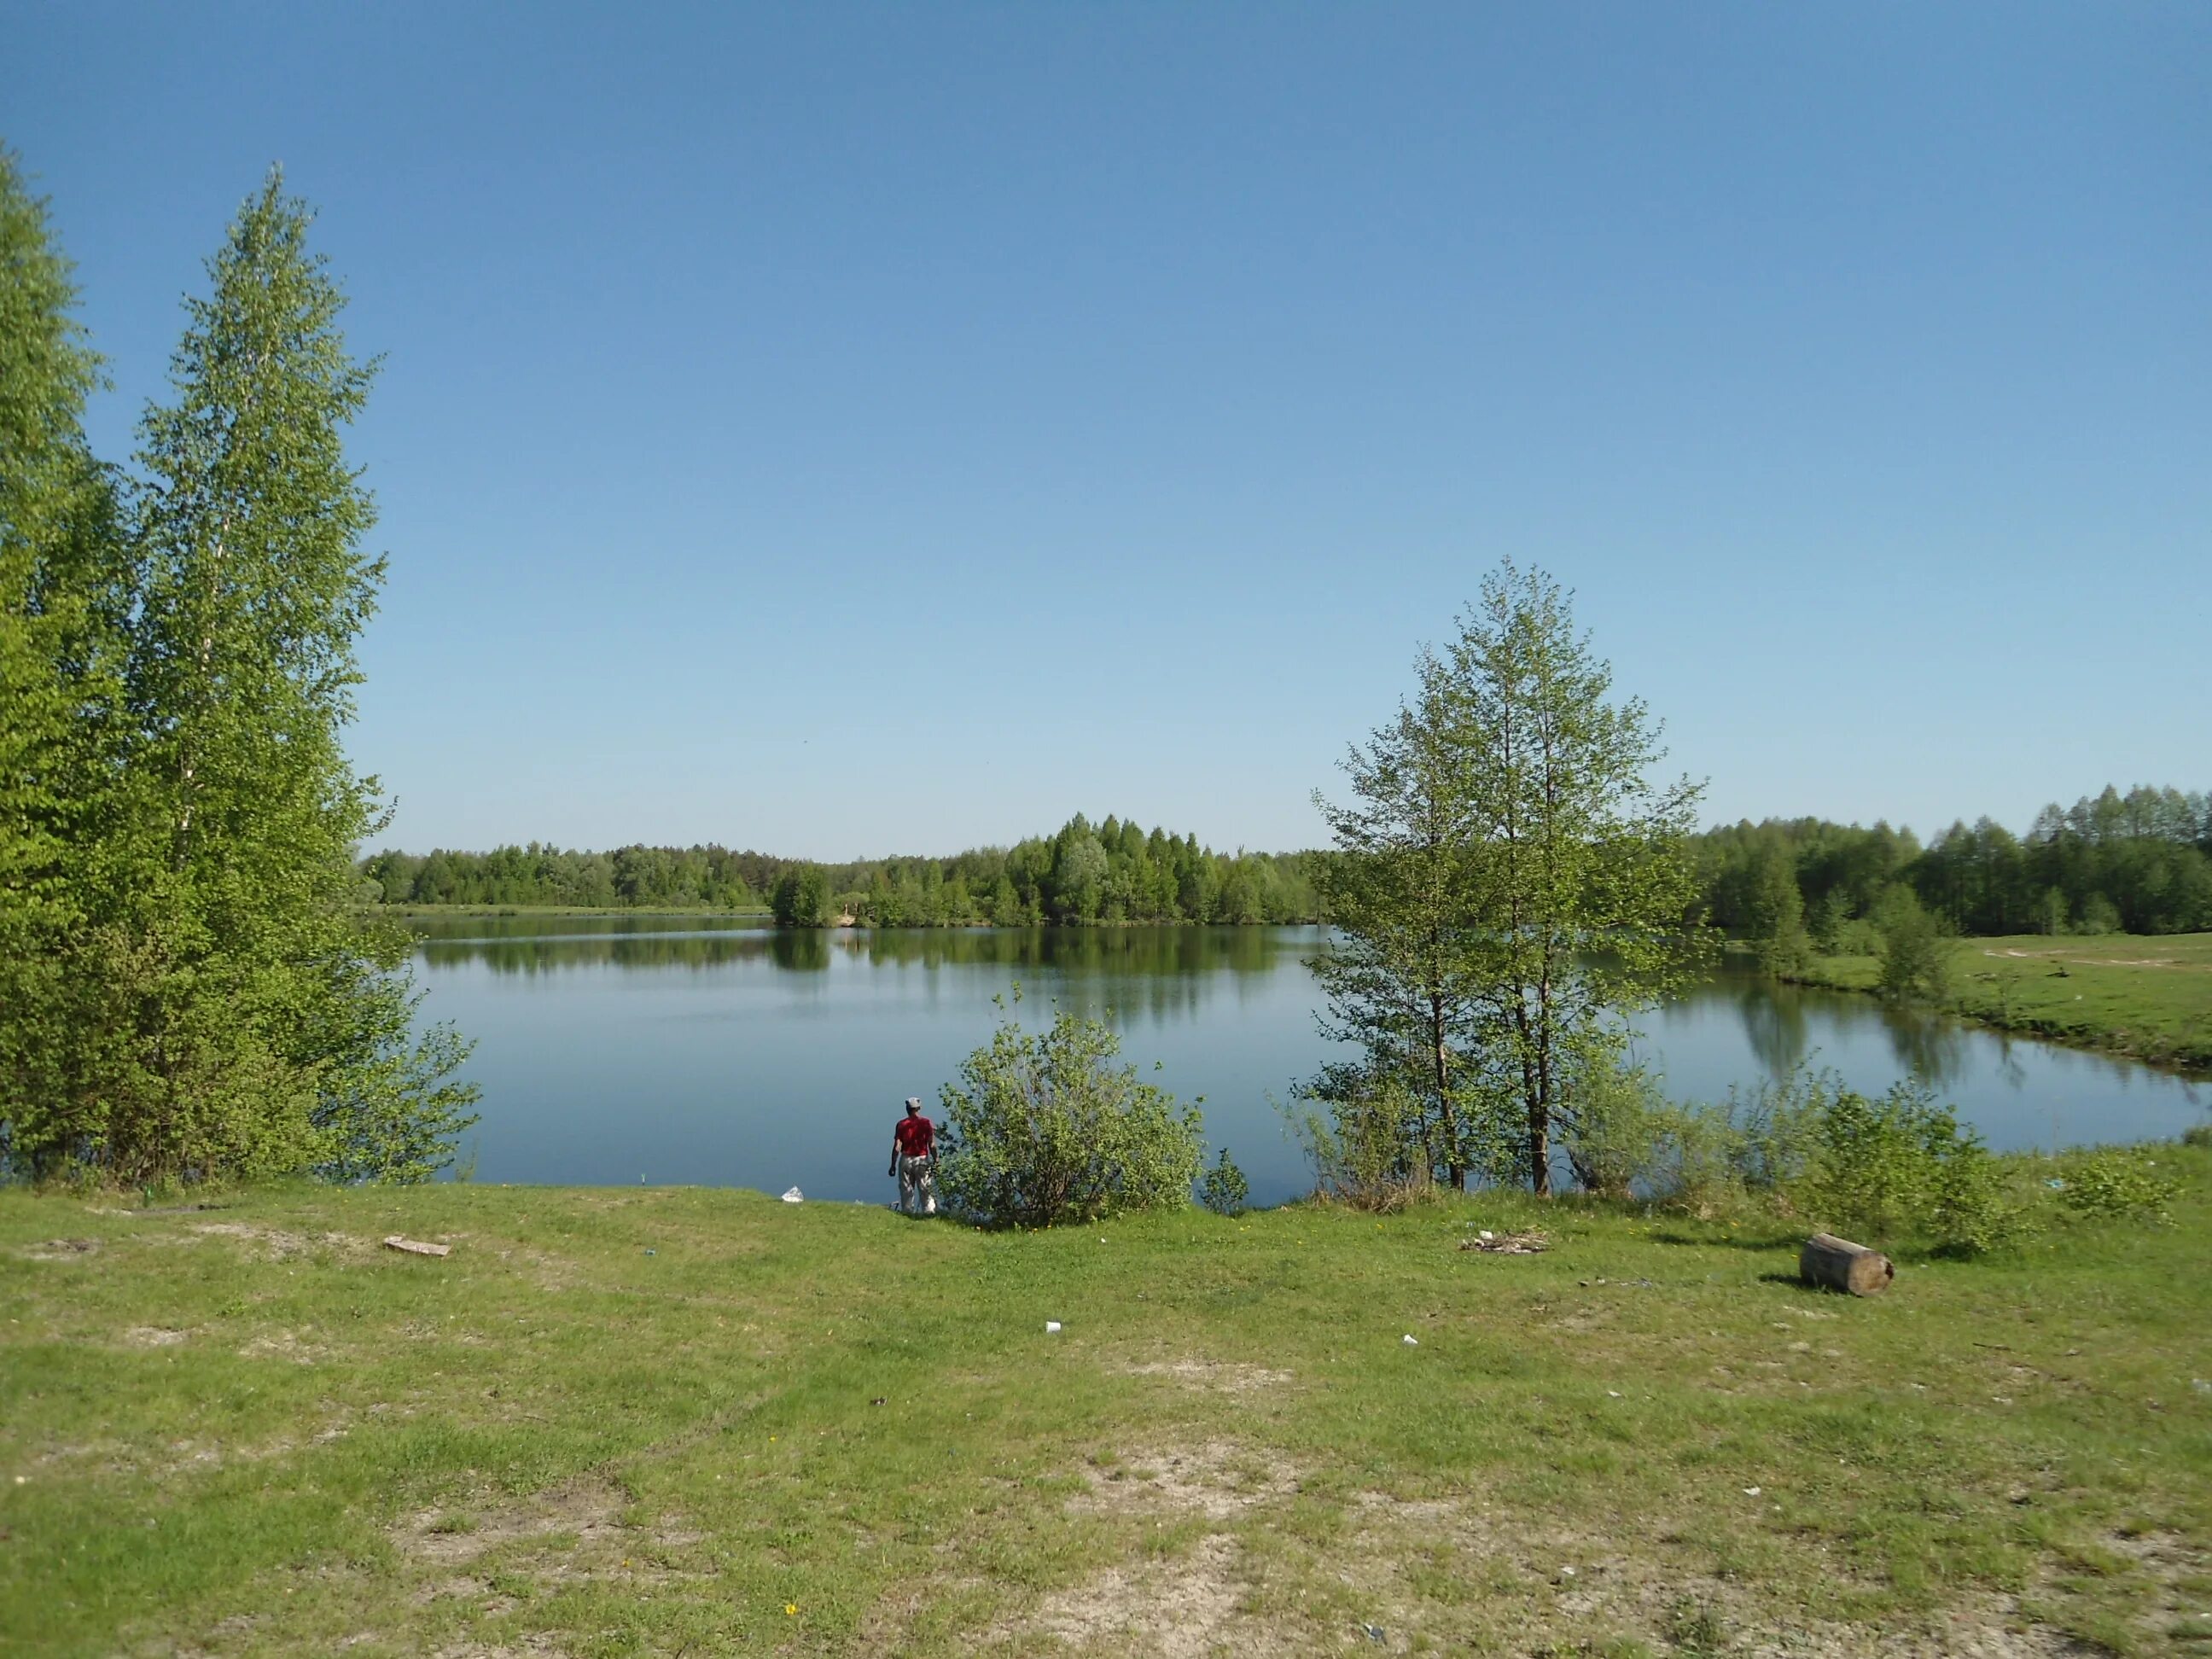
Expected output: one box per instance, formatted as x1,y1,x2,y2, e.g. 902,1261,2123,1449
1538,1064,2036,1254
1795,1082,2023,1252
1696,784,2212,948
2054,1149,2179,1225
311,964,480,1185
1556,1049,1674,1200
1309,562,1704,1195
1747,841,1812,975
0,148,134,1168
1288,1067,1437,1210
1197,1148,1249,1216
1873,884,1955,1004
0,162,472,1186
770,864,832,927
2074,893,2122,935
936,1010,1202,1228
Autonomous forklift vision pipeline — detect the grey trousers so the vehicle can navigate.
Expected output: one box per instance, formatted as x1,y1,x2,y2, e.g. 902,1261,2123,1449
898,1154,936,1215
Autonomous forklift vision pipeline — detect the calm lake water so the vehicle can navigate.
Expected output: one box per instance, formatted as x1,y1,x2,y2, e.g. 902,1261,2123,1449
409,918,2209,1205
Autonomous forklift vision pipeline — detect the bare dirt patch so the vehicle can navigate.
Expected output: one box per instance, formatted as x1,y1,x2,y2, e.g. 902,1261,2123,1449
236,1329,331,1365
122,1324,192,1347
396,1480,628,1569
20,1237,102,1261
1028,1532,1252,1656
1338,1492,2089,1657
1115,1359,1295,1395
188,1221,365,1260
1069,1441,1302,1522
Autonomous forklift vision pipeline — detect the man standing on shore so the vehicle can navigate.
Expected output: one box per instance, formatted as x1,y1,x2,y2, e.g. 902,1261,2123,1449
889,1097,937,1216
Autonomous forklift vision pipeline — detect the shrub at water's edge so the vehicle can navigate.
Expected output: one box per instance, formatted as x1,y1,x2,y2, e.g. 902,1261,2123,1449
936,1009,1203,1228
1292,1056,2186,1255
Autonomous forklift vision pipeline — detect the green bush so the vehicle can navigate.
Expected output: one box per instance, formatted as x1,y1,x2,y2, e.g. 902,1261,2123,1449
2073,894,2122,935
1198,1149,1250,1216
936,1011,1202,1229
1626,1068,2033,1254
1287,1065,1437,1212
1796,1081,2029,1252
1874,886,1955,1004
1625,1068,1826,1218
2054,1150,2178,1225
1559,1051,1679,1200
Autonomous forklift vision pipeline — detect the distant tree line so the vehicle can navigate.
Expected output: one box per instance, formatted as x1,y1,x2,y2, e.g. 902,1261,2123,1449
1697,784,2212,961
361,812,1326,927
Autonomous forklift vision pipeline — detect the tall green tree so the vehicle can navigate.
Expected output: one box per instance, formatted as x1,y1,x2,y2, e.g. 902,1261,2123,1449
1747,839,1811,975
90,171,471,1182
1873,884,1954,1004
1308,644,1490,1187
1311,565,1703,1196
0,148,133,1169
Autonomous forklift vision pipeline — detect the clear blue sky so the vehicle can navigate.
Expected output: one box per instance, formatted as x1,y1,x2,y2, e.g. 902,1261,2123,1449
8,4,2206,858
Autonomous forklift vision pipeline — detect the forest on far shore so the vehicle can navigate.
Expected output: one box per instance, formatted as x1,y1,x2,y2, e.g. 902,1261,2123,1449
359,813,1324,926
359,783,2211,939
1700,783,2212,946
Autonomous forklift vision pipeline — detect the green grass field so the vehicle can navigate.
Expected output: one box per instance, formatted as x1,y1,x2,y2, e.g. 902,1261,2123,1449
1791,933,2212,1074
6,1162,2211,1656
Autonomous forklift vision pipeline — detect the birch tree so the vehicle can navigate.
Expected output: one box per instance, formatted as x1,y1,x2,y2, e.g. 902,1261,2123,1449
0,148,132,1170
1311,565,1703,1196
111,171,473,1181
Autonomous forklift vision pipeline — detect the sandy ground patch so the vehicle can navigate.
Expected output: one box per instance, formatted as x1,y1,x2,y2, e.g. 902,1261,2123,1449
1340,1491,2090,1657
121,1324,192,1347
395,1481,627,1569
1115,1359,1295,1394
1029,1532,1250,1656
20,1237,102,1261
187,1221,367,1260
1069,1441,1302,1522
236,1329,331,1365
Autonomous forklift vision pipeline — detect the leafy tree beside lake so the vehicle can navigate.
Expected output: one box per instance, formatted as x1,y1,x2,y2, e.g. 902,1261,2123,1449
0,148,134,1167
0,158,474,1185
1308,565,1703,1196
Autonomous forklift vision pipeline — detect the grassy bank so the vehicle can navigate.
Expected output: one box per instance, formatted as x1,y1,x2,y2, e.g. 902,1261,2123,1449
6,1162,2211,1656
1785,933,2212,1074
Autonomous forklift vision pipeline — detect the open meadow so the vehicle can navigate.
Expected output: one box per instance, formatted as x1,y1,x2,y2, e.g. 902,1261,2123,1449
1792,934,2212,1074
5,1155,2209,1657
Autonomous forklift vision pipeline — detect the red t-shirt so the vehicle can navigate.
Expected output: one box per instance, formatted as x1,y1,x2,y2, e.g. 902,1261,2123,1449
894,1115,934,1157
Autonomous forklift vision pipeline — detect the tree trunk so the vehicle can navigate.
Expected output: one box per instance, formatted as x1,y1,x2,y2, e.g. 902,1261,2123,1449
1799,1232,1895,1296
1426,979,1465,1190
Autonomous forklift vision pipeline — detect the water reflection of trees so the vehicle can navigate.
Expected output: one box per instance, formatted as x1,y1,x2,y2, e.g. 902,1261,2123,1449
1877,1004,1968,1088
1733,980,1811,1077
422,924,1321,982
843,927,1299,975
420,933,783,975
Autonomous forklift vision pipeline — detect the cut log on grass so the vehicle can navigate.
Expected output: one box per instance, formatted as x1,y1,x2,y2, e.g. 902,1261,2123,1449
1800,1232,1893,1295
381,1236,451,1258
